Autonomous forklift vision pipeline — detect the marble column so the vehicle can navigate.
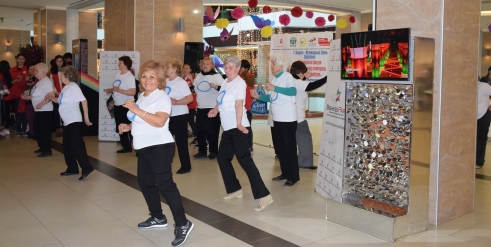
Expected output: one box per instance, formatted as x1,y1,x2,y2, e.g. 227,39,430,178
38,9,67,63
377,0,480,225
104,0,203,64
78,12,98,78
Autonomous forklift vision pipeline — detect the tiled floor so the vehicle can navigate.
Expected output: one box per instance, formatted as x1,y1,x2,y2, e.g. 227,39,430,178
1,118,490,247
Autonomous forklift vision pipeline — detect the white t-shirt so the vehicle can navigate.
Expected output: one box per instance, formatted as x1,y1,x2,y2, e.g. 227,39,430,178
270,72,297,122
477,81,491,119
113,71,136,106
128,89,174,149
165,77,191,117
194,73,223,109
294,79,309,123
58,82,86,126
218,76,250,131
31,77,54,112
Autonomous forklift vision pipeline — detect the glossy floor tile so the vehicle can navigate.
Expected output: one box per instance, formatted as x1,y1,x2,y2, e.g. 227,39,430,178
0,118,490,247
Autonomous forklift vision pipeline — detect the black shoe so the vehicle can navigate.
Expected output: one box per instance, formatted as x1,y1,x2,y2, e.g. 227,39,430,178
284,180,297,186
172,220,194,247
193,152,207,159
207,153,217,160
272,175,286,181
37,152,52,158
176,168,191,174
138,216,168,228
117,149,132,153
190,139,197,146
28,134,36,139
299,166,317,170
60,171,79,176
79,168,94,180
33,148,42,153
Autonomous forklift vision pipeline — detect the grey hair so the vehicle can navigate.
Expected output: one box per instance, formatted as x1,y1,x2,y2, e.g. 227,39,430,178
35,63,49,73
270,53,289,71
224,56,241,68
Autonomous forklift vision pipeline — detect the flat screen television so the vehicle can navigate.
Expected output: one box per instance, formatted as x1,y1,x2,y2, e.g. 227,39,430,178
341,28,410,80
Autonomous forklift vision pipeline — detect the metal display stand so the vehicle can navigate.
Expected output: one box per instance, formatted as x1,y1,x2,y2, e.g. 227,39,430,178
326,37,435,241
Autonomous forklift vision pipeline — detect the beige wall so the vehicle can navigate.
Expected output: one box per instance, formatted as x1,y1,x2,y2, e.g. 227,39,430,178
0,29,31,66
45,9,67,63
105,0,203,64
33,11,41,46
360,13,372,32
377,0,480,225
79,12,98,78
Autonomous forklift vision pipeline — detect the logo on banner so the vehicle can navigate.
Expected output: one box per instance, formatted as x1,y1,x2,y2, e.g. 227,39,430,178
280,38,283,44
299,37,307,47
290,37,297,47
318,38,331,46
335,88,342,102
308,37,317,47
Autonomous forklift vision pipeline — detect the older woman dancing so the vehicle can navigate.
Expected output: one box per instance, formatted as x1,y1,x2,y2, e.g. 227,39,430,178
251,53,299,186
118,61,193,246
208,56,272,211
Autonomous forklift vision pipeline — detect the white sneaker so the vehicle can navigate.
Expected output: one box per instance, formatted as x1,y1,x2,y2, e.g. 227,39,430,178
0,129,10,136
476,165,482,169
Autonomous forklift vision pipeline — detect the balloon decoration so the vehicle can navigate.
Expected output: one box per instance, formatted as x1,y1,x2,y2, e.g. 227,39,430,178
261,26,274,38
220,27,234,41
263,5,272,14
250,15,275,28
349,16,356,23
231,7,244,19
305,11,314,19
337,19,348,28
279,14,291,26
291,6,303,18
327,14,335,22
315,17,326,27
216,18,229,29
248,0,258,9
204,6,220,25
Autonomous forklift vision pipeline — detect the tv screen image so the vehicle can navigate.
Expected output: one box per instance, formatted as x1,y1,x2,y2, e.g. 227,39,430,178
341,28,410,80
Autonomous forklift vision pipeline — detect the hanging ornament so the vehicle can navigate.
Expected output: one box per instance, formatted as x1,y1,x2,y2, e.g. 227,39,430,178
231,7,244,19
248,0,258,9
291,6,303,18
337,19,348,28
305,11,314,19
279,14,291,26
216,18,229,29
261,26,274,38
220,27,234,41
349,16,356,23
263,5,272,14
327,14,335,22
315,17,326,27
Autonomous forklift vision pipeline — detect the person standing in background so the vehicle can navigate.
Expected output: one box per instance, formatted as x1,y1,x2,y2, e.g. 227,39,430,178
183,63,198,146
49,55,67,137
105,56,136,154
63,53,73,66
239,60,255,153
0,60,13,132
476,77,491,169
24,65,37,139
9,54,28,136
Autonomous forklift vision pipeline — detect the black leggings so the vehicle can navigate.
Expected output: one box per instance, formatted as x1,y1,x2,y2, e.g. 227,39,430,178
169,114,192,170
196,108,221,154
114,105,132,151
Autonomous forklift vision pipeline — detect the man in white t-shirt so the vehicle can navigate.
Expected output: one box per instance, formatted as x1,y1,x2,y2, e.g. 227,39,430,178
105,56,136,153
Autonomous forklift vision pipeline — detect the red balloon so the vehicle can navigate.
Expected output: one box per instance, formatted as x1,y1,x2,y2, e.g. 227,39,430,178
248,0,258,8
263,5,272,14
328,14,335,22
306,11,314,19
279,14,291,26
349,16,356,23
315,17,326,27
291,6,303,18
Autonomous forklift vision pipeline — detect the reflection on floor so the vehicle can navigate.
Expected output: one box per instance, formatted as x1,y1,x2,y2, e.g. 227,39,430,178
0,118,490,247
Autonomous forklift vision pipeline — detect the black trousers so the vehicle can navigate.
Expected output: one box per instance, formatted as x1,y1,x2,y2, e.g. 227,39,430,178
246,110,253,150
5,98,27,132
63,122,93,173
217,128,270,199
114,105,132,151
52,103,62,130
137,143,187,226
196,108,220,154
188,109,196,137
169,114,192,170
270,127,278,155
273,121,300,182
477,110,491,167
34,111,52,153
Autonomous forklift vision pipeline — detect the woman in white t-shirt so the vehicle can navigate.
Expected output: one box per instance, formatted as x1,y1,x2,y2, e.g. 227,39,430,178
208,56,272,212
193,57,223,160
250,53,299,186
21,63,53,158
118,60,194,246
46,66,94,180
105,56,136,154
165,59,193,174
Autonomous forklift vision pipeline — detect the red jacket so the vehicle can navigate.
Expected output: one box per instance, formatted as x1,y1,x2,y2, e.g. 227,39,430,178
184,76,197,109
51,72,64,97
9,66,28,99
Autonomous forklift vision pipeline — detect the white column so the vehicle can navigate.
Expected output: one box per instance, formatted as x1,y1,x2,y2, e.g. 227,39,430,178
66,9,79,52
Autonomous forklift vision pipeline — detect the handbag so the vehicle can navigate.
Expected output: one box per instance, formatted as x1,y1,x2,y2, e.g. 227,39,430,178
250,87,268,114
106,80,122,119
